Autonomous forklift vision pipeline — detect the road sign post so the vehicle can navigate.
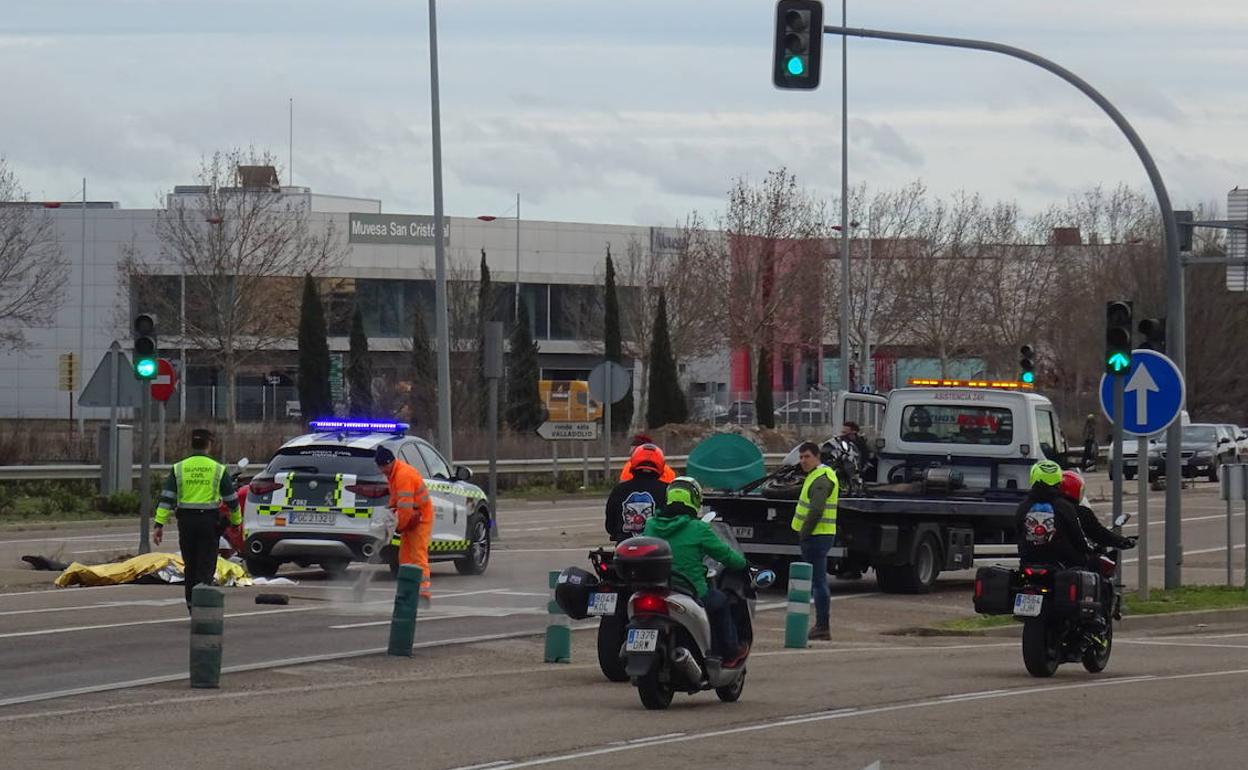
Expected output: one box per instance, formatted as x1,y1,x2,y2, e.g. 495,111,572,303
1100,348,1186,588
589,361,631,484
484,322,503,538
1219,465,1248,587
1138,435,1149,600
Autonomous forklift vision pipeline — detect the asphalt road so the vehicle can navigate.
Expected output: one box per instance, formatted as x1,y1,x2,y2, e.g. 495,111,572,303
0,583,1244,769
0,477,1242,711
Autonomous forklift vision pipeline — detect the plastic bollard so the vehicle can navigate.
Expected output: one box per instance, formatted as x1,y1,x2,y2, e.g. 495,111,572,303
544,570,571,663
388,564,423,657
189,584,224,688
785,561,813,649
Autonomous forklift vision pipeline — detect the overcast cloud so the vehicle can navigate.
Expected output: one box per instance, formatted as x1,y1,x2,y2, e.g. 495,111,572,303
2,0,1246,225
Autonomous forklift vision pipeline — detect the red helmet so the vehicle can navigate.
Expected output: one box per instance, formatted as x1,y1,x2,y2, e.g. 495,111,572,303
629,443,666,475
1058,470,1085,503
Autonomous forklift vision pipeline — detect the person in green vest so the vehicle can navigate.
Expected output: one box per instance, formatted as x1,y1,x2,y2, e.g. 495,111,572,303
790,441,839,640
153,428,239,609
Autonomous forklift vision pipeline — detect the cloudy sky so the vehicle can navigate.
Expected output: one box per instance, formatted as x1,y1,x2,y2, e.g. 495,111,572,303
2,0,1246,225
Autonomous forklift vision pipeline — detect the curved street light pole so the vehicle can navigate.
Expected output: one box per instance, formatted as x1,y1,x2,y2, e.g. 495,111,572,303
824,24,1185,587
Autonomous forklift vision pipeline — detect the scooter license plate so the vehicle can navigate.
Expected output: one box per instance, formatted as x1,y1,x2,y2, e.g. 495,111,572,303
625,628,658,653
1014,593,1043,617
587,592,618,616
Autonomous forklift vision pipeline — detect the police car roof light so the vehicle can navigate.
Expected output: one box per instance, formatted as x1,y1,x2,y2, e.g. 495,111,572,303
907,378,1034,390
308,419,409,434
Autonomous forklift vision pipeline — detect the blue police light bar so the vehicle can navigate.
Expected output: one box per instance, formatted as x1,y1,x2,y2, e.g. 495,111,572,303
309,419,409,434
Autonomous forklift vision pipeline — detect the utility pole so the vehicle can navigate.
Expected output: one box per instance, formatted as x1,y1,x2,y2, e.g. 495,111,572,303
838,0,851,392
427,0,452,460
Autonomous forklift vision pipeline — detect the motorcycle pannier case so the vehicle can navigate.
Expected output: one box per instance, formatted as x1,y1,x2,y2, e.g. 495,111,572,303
973,565,1015,615
1053,569,1100,620
554,566,600,620
614,537,673,586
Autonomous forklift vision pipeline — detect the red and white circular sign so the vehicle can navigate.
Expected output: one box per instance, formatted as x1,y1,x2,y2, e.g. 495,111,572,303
150,358,178,402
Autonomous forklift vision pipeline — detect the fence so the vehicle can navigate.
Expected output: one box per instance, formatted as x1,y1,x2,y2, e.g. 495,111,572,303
688,390,839,428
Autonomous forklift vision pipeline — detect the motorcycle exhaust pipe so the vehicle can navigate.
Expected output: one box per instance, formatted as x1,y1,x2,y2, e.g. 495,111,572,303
361,542,377,558
671,647,703,685
248,540,265,555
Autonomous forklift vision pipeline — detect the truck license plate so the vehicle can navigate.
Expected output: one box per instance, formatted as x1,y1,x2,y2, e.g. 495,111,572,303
289,511,336,526
625,628,658,653
587,592,618,616
1013,594,1043,617
732,526,754,539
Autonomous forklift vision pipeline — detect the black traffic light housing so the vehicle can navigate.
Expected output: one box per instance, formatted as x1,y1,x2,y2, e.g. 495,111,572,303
1138,317,1166,353
133,313,158,380
1019,345,1036,385
1105,300,1133,374
1175,209,1194,252
773,0,824,90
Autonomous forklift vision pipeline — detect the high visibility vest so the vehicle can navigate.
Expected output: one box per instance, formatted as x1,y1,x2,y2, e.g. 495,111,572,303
790,464,839,536
174,455,225,510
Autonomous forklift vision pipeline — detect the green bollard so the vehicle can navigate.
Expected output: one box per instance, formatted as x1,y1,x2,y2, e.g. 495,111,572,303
388,564,423,657
785,561,813,649
189,584,225,688
544,570,571,663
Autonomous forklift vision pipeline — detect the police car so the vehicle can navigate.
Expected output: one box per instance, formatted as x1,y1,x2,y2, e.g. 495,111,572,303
242,419,491,578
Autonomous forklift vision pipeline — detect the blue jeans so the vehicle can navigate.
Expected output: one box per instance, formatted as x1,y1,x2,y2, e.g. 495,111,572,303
800,534,836,628
702,588,738,656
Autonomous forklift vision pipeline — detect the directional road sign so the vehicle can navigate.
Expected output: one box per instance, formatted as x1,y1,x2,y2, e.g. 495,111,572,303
150,358,177,402
588,361,631,404
1099,349,1184,436
537,421,599,441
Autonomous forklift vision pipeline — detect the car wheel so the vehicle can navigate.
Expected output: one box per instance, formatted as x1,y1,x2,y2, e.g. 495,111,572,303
1124,470,1136,481
245,555,280,578
454,513,491,575
1208,465,1219,482
320,558,350,578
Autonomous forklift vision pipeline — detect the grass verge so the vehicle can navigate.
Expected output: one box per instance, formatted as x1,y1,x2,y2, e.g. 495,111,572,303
937,585,1248,631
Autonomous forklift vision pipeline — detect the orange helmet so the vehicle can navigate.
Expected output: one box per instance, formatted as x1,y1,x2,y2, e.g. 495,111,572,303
1058,470,1085,503
629,443,666,475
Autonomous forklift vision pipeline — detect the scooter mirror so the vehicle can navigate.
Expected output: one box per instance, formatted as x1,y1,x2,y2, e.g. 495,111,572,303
237,457,250,471
701,510,717,523
755,569,776,589
1113,512,1132,528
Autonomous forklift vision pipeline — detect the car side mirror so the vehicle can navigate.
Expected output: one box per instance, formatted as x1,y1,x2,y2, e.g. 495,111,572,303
454,465,472,482
1219,438,1231,445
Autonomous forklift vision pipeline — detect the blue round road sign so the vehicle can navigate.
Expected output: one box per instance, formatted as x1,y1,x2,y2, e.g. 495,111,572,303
1098,349,1185,436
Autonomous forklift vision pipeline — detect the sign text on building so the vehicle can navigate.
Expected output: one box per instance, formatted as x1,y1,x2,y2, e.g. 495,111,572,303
348,213,450,246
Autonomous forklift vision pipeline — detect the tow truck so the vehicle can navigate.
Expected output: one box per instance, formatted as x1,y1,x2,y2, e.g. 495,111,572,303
704,380,1071,593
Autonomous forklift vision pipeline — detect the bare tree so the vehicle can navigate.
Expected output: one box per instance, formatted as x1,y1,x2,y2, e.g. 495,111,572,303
121,149,343,424
705,168,828,425
0,160,67,350
419,253,483,427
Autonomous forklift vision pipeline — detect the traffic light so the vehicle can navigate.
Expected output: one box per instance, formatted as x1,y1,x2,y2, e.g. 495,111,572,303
1175,209,1193,252
133,313,158,380
1019,345,1036,384
1105,300,1133,374
1138,317,1166,353
773,0,824,90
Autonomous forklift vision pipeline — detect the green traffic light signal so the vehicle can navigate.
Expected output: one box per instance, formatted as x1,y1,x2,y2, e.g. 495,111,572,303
1107,352,1131,373
135,357,158,379
1021,371,1035,384
786,56,805,76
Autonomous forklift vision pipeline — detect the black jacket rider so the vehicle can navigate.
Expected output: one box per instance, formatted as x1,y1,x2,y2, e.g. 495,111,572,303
604,469,668,542
1015,483,1092,567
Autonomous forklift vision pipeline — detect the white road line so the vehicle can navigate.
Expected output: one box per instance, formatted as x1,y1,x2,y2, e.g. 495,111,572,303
507,523,601,533
0,605,329,639
70,547,131,554
499,515,601,526
0,598,185,617
330,606,544,629
493,547,596,554
1124,512,1244,530
1119,639,1248,650
480,671,1248,769
0,533,138,545
1123,544,1244,564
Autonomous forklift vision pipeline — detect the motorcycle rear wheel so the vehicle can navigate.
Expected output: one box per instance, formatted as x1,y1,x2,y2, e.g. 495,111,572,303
1082,619,1113,673
715,667,746,702
1022,618,1059,678
637,666,674,710
596,615,629,682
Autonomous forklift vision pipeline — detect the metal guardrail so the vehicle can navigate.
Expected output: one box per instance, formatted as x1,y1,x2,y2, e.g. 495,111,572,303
0,453,790,482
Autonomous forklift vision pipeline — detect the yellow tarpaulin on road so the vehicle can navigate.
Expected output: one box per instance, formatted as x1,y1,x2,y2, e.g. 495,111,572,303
54,553,253,588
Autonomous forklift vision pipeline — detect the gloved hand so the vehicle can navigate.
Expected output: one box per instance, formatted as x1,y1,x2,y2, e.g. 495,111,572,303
1118,535,1138,550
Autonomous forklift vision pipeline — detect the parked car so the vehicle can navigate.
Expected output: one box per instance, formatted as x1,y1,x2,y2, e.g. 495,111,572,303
724,400,757,425
1217,424,1248,463
774,398,829,425
688,398,729,423
1161,423,1239,481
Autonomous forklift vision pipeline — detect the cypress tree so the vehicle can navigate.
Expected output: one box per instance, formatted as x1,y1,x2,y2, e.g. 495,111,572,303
477,249,496,427
409,306,436,433
347,303,373,415
603,248,634,431
646,291,687,428
755,346,774,428
296,274,333,419
506,297,545,433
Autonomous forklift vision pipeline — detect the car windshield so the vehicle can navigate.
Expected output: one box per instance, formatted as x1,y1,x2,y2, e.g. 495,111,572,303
265,446,382,477
1182,427,1217,443
899,405,1014,445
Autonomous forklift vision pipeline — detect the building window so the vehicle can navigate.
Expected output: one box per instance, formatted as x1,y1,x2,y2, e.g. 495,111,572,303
549,284,602,340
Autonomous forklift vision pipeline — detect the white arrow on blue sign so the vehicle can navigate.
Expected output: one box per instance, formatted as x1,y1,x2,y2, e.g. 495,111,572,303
1098,349,1185,436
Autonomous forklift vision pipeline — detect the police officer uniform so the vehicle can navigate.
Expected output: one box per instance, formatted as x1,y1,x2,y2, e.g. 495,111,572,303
154,429,239,608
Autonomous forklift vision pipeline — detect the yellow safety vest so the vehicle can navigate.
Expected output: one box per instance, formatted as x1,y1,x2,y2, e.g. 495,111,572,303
790,464,839,536
175,455,225,510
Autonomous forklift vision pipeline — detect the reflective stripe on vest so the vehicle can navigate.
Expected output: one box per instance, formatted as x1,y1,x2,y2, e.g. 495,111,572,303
790,465,839,535
174,456,225,510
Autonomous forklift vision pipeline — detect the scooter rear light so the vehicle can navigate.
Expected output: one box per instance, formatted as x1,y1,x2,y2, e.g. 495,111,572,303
632,593,668,615
248,479,281,495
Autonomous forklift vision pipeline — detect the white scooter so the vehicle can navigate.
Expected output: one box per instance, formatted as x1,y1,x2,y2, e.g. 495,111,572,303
617,511,775,710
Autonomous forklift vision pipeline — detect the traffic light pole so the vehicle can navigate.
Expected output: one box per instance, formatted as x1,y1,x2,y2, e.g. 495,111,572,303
1112,375,1124,535
821,22,1185,588
138,385,151,554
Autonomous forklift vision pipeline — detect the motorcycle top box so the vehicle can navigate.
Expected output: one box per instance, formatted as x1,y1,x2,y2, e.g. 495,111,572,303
973,565,1016,616
554,566,600,620
614,537,673,585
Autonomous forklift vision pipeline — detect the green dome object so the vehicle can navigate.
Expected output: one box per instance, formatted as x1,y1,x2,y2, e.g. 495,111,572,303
686,433,765,491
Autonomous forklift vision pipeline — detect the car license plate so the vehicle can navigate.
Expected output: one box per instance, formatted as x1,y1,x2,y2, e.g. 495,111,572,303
732,526,754,539
1014,593,1043,617
587,592,618,616
625,628,658,653
289,511,336,526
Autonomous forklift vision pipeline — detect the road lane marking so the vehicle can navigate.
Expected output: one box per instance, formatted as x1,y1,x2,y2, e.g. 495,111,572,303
0,598,186,617
0,605,332,639
1119,639,1248,650
330,606,545,629
476,671,1248,768
1123,544,1244,564
0,534,138,545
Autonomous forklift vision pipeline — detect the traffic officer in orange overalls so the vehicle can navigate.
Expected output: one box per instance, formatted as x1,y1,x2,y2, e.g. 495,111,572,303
375,446,434,605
